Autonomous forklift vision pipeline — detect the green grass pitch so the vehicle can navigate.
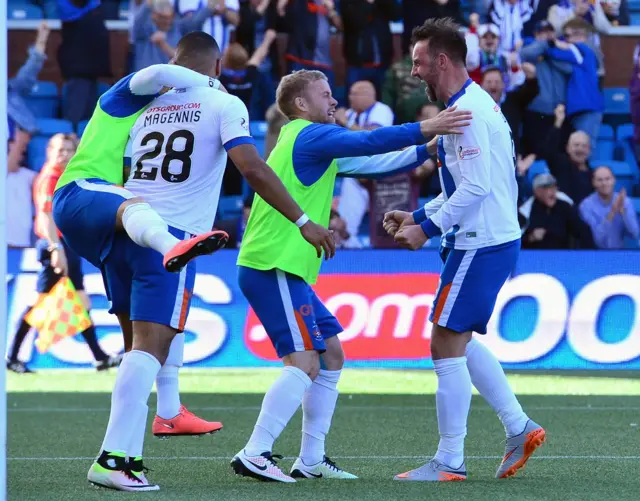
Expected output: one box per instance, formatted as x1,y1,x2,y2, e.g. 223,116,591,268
7,369,640,501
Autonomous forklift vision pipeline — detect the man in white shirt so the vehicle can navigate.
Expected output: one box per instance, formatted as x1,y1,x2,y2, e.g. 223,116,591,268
174,0,240,52
7,123,36,248
384,18,545,483
334,80,394,247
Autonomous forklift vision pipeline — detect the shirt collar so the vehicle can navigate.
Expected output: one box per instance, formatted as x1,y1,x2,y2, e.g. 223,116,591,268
447,78,473,108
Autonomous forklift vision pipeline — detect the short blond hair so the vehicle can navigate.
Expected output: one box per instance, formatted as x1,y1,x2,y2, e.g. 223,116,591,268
276,70,327,120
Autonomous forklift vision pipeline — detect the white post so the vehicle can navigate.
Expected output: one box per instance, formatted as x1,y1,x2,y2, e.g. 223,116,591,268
0,1,9,499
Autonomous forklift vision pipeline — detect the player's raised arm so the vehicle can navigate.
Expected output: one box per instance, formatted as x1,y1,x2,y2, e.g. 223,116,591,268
221,98,336,259
129,63,221,95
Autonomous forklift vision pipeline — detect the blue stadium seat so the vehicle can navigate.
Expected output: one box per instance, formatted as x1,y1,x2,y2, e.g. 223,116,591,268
27,136,49,171
8,3,43,19
596,159,634,178
254,137,266,158
603,88,630,115
250,121,267,138
36,118,74,136
623,235,640,249
217,196,243,220
616,142,639,178
97,82,111,99
630,197,640,216
24,81,59,118
598,124,614,140
77,120,90,136
617,123,634,142
631,12,640,25
592,140,614,161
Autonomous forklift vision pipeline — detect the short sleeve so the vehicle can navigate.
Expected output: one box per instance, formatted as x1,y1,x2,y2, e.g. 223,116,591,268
368,103,394,128
221,96,254,151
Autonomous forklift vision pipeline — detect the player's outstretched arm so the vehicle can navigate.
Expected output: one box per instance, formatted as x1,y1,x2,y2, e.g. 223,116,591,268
228,143,336,260
129,64,221,96
337,144,429,179
297,108,471,162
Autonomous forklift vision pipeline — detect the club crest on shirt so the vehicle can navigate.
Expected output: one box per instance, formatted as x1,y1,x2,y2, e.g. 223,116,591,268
458,146,480,160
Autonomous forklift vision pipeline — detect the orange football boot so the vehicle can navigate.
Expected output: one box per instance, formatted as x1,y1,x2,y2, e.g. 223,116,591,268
153,405,223,438
163,231,228,273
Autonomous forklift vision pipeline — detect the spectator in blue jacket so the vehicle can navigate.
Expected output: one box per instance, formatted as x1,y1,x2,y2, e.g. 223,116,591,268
546,18,604,144
8,22,50,138
520,20,573,157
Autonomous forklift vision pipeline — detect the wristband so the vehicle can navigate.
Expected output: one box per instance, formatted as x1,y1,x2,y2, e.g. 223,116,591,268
295,214,310,228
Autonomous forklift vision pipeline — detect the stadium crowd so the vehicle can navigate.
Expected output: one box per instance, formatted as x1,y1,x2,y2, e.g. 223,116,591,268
6,0,640,252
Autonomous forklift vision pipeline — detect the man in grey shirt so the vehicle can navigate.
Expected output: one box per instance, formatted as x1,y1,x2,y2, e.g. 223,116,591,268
579,166,640,249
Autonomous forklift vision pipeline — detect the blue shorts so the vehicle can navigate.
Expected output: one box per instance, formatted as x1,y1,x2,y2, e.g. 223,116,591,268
101,227,196,332
53,179,134,268
36,239,84,293
238,266,343,358
430,239,520,334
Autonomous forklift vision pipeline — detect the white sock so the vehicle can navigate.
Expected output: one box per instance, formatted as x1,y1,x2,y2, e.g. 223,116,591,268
155,334,184,419
245,366,312,457
433,357,471,469
300,369,341,465
466,338,529,437
128,404,149,460
156,366,181,419
100,350,161,455
122,202,180,255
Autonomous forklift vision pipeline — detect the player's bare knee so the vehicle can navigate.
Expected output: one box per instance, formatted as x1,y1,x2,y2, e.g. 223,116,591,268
285,351,320,380
431,325,471,360
322,337,344,371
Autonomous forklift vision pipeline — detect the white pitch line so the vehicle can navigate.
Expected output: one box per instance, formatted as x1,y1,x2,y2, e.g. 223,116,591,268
7,455,640,461
7,405,640,413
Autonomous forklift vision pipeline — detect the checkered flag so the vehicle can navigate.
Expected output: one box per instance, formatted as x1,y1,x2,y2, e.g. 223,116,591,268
25,277,92,354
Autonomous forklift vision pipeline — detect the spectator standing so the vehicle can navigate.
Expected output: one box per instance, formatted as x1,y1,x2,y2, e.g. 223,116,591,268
381,44,428,124
401,0,464,55
522,0,558,38
481,63,539,155
630,42,640,162
220,30,278,194
488,0,533,54
579,167,639,249
340,0,400,98
174,0,240,52
8,22,50,138
236,0,280,119
132,0,218,71
7,123,37,249
521,172,594,249
278,0,342,86
333,80,394,248
56,0,111,127
520,20,573,157
220,29,278,111
467,24,513,87
542,104,594,205
549,19,604,143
